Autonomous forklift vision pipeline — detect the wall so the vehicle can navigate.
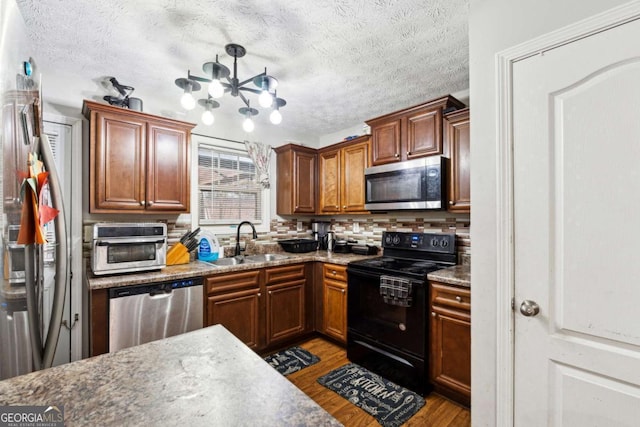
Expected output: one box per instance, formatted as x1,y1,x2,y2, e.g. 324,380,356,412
469,0,630,425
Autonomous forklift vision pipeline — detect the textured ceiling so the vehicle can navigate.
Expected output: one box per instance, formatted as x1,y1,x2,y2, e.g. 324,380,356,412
15,0,469,136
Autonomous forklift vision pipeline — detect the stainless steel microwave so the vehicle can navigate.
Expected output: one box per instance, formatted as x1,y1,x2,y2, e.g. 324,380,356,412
364,156,445,211
91,223,167,275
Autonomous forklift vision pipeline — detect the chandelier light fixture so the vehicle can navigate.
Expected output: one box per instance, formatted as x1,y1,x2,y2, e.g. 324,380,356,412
174,43,286,132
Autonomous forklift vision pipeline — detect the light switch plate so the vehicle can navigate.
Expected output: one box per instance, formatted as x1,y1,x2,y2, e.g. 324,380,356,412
353,222,360,233
297,221,303,231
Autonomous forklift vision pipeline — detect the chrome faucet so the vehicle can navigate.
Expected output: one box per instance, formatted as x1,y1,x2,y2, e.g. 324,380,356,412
235,221,258,256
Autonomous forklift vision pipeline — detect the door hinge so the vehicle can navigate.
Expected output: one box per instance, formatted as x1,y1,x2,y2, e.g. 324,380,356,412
511,298,515,311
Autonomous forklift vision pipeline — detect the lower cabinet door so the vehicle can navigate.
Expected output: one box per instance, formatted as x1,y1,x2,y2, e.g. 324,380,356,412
207,288,261,349
322,280,347,344
430,310,471,406
265,280,305,346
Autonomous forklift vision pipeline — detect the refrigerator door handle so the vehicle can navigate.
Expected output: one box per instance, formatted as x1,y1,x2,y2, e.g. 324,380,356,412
38,134,69,369
24,244,43,370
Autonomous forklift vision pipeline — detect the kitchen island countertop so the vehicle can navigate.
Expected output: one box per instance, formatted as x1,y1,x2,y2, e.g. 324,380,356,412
0,325,341,426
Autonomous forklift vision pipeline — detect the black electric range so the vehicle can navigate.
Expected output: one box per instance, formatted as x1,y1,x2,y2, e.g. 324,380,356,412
346,231,457,395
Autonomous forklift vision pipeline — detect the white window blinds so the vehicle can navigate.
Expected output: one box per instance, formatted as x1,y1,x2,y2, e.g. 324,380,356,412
198,145,262,225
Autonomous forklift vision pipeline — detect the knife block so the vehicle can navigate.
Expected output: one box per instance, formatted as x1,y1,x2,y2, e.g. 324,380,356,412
166,243,190,265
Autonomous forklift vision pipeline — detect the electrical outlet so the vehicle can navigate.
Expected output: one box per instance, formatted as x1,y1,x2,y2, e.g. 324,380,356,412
353,222,360,233
297,221,303,231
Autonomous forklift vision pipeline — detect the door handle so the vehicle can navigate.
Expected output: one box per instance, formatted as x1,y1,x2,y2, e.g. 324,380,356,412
520,300,540,317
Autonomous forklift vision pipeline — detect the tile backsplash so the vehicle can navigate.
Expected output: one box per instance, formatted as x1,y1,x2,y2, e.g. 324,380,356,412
83,214,471,265
268,215,471,265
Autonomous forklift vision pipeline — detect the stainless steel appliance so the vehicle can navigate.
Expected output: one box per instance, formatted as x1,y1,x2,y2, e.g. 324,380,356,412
91,223,167,275
346,231,457,394
364,156,446,211
311,220,332,250
1,1,80,381
108,277,203,352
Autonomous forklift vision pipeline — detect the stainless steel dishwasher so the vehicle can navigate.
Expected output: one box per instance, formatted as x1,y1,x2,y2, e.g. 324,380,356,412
108,277,203,352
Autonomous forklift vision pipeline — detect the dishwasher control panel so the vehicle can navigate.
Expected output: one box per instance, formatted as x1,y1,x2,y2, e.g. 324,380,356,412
109,278,203,298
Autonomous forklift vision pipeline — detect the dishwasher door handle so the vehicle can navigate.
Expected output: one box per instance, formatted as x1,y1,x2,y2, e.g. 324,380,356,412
149,289,173,299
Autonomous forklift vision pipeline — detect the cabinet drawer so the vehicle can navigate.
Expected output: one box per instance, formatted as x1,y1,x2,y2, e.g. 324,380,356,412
264,264,305,285
430,282,471,313
206,270,260,295
323,264,347,282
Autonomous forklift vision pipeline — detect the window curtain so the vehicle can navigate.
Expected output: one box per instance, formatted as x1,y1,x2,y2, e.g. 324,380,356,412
244,140,271,188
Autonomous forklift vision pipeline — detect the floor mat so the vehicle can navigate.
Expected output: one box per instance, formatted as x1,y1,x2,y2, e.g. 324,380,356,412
317,362,425,427
264,346,320,376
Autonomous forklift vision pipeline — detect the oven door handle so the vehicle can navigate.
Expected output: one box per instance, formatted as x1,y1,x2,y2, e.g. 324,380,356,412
347,268,422,288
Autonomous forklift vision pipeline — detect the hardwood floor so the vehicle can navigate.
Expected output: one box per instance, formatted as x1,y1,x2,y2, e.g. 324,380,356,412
284,337,471,426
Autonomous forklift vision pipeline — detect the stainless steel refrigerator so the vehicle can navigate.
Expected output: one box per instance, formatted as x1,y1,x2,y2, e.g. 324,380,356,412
0,0,68,380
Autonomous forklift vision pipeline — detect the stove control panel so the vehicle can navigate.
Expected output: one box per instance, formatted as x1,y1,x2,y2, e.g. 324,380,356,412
382,231,456,254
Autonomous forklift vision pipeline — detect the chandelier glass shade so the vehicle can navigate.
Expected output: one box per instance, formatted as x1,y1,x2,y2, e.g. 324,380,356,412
174,43,286,132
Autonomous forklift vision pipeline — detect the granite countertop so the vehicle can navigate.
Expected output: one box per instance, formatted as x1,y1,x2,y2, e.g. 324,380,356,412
87,251,375,290
427,265,471,288
0,325,341,427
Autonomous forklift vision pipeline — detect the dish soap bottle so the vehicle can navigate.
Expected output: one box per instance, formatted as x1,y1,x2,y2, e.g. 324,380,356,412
197,232,220,262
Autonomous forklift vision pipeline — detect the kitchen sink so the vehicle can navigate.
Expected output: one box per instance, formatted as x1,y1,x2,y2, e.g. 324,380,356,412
206,257,245,267
204,253,290,267
244,253,291,262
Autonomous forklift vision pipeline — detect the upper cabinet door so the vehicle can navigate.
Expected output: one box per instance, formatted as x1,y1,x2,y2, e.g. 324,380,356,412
444,108,470,213
146,122,190,212
318,149,341,213
91,110,146,212
371,119,401,165
341,139,369,212
292,150,317,214
406,108,442,159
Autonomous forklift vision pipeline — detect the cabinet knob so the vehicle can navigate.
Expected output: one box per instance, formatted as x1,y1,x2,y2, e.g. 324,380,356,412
432,312,437,317
332,270,337,275
449,201,454,205
455,296,462,302
341,289,345,294
268,290,272,295
343,206,347,209
140,201,145,206
394,153,400,158
407,151,411,156
257,293,261,297
147,201,153,207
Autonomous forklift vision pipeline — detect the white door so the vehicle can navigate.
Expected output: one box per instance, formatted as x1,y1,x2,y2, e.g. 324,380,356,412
513,17,640,425
42,120,72,367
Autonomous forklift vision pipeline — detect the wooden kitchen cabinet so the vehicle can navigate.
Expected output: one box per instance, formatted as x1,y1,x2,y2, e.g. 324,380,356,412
275,144,317,215
83,100,195,213
366,95,465,166
205,263,311,351
318,136,370,214
205,270,262,349
321,263,348,344
429,280,471,407
264,264,307,346
444,108,471,213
